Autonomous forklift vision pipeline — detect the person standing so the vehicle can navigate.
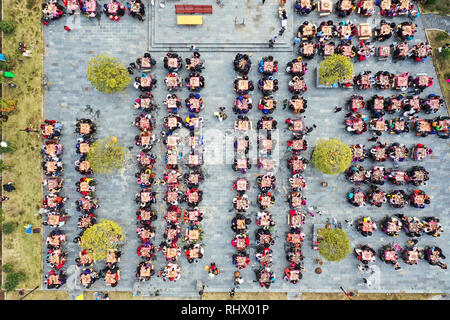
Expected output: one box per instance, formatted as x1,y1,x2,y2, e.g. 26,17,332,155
269,36,277,48
363,278,372,287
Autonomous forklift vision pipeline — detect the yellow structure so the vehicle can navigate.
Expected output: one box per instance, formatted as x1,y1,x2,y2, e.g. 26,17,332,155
177,15,203,25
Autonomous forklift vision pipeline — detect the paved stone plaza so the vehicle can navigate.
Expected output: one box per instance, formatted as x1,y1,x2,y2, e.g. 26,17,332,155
43,0,449,297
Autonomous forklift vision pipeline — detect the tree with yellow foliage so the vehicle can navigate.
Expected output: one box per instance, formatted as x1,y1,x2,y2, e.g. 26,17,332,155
311,139,352,175
80,219,124,261
87,136,125,174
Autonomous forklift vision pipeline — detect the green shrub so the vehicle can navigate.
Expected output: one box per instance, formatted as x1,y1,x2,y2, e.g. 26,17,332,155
436,31,449,42
0,20,16,34
318,227,351,262
440,47,450,60
311,139,352,175
2,262,14,274
4,272,25,292
2,221,17,234
0,141,15,154
0,60,13,72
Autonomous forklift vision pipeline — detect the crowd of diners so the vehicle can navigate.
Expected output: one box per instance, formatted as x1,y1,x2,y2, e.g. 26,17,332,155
355,242,446,270
231,53,254,284
294,0,417,17
291,7,427,76
283,52,310,286
347,94,444,117
77,118,120,288
134,51,206,282
344,93,447,138
131,52,158,282
231,54,284,289
42,0,146,25
355,214,443,238
347,71,434,92
346,164,430,187
42,120,68,289
293,12,424,62
347,154,432,208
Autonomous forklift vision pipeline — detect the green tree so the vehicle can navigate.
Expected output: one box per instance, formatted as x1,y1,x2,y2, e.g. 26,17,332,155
87,136,125,174
87,54,130,93
318,227,351,262
319,54,354,85
80,219,124,261
311,139,352,175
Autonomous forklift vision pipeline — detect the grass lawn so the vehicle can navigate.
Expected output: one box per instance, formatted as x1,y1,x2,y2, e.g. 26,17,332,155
83,291,142,300
426,30,450,111
1,0,44,289
6,289,69,300
419,0,450,15
202,292,287,300
301,292,439,300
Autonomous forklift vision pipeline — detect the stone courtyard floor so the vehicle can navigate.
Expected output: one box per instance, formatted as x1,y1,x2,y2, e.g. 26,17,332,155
42,0,449,297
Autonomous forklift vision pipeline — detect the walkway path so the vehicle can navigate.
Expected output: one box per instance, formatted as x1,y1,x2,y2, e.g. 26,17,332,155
421,13,450,32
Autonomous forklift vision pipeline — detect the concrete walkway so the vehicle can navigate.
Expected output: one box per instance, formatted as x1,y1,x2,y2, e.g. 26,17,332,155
421,13,450,32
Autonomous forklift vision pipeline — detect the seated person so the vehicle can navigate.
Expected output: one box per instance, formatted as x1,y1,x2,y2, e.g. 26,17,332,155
185,51,204,72
45,269,66,289
136,261,155,281
231,213,252,234
366,185,387,207
134,93,157,112
103,0,126,21
386,190,408,208
348,188,367,207
336,0,355,16
285,58,308,76
163,52,182,72
421,94,443,114
137,241,156,260
294,0,316,15
232,251,251,269
127,0,145,21
233,53,252,75
75,155,93,175
350,144,368,162
258,56,278,75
